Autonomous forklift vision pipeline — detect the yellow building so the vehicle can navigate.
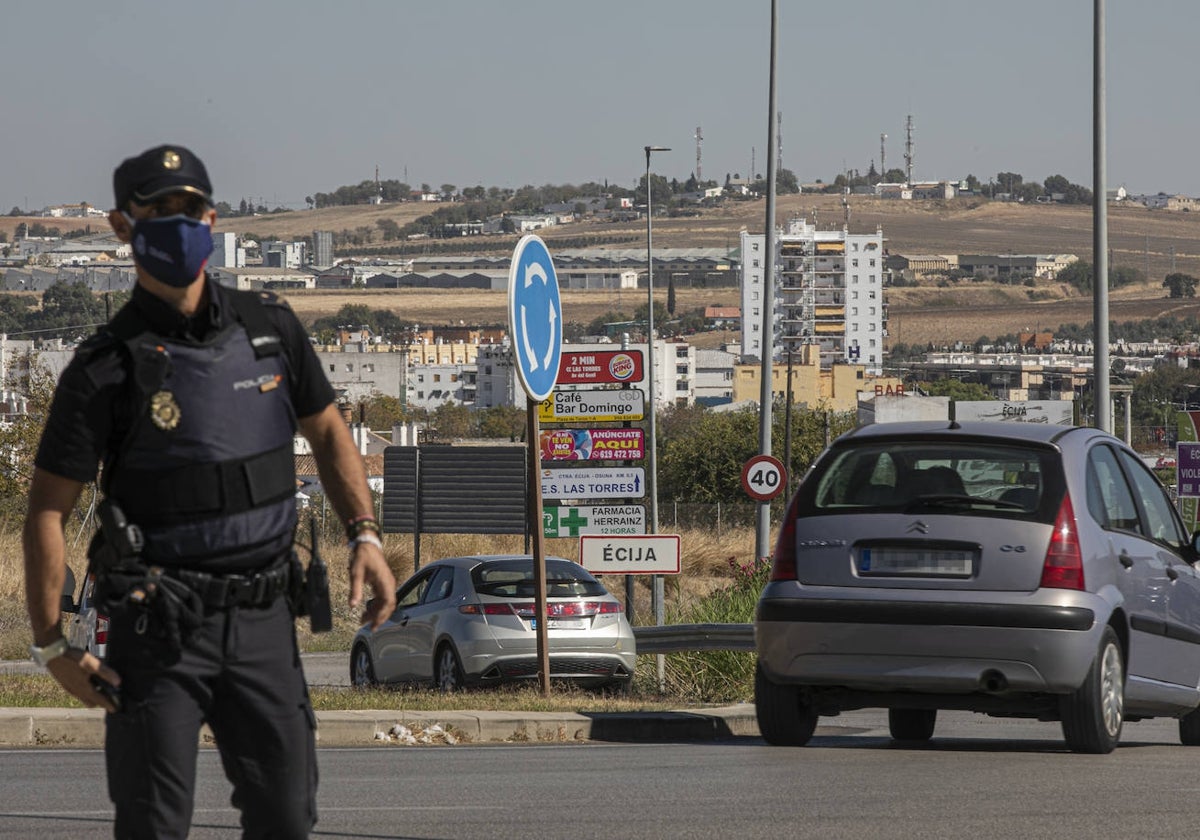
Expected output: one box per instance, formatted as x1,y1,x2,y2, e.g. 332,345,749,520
732,344,904,412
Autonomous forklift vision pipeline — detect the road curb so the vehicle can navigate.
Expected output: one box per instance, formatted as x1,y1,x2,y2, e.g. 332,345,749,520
0,705,761,747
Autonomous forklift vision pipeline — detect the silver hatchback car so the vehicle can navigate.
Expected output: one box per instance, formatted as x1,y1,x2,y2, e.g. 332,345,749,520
352,554,637,691
756,421,1200,753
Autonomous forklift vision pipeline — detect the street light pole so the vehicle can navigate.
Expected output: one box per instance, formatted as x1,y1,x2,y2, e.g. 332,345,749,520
644,145,669,540
645,144,669,689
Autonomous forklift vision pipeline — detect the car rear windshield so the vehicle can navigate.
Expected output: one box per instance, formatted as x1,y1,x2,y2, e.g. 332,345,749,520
808,441,1059,517
471,559,608,598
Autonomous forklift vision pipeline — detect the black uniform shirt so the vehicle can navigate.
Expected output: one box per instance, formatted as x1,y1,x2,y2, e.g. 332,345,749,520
35,277,335,484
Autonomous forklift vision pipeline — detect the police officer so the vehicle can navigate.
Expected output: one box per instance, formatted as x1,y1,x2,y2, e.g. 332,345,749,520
23,144,396,839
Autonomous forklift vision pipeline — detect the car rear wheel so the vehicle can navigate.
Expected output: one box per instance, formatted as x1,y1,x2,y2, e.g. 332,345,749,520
1060,625,1124,754
1179,706,1200,746
350,644,377,688
434,644,465,693
888,708,936,743
755,661,818,746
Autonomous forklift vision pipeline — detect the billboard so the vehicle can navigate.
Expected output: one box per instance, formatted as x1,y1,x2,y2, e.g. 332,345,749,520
538,389,645,423
539,428,645,461
557,350,644,385
954,400,1075,425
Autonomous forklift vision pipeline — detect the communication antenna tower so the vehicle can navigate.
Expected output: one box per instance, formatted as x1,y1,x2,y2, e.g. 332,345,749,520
880,133,887,180
750,147,756,183
904,115,914,186
694,126,703,182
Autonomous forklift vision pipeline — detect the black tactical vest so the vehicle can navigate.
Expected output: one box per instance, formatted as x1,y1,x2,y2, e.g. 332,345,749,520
101,290,299,570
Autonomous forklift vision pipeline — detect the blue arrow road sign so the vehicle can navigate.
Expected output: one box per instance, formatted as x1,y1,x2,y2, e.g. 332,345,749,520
508,235,562,401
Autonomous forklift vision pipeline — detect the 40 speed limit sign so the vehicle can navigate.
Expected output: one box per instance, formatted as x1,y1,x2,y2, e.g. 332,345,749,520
741,454,787,502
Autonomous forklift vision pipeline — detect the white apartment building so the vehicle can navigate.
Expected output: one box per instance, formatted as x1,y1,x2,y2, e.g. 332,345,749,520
263,240,306,270
408,363,476,409
740,218,887,375
694,348,737,405
314,347,408,403
312,230,334,269
211,232,245,268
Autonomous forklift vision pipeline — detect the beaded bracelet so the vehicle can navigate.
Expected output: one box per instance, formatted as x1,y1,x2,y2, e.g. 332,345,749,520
350,533,384,551
345,516,381,540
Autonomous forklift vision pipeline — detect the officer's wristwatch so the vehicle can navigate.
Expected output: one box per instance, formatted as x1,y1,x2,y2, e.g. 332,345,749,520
29,637,70,667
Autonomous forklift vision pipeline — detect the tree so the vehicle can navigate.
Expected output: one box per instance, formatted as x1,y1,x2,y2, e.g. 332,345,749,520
429,403,472,441
635,173,673,209
1164,273,1199,299
360,394,410,430
920,379,992,401
586,310,630,336
633,300,670,334
375,218,401,241
667,277,677,315
8,206,22,216
776,168,799,194
995,171,1024,195
658,405,854,503
440,184,456,199
477,406,525,440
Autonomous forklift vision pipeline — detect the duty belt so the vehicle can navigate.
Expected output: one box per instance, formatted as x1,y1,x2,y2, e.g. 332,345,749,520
167,562,291,609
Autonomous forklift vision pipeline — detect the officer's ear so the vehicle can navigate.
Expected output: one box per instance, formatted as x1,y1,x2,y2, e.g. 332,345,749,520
202,204,217,229
109,209,133,243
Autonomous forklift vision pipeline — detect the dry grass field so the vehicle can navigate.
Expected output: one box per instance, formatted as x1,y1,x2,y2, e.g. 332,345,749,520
0,524,757,661
8,192,1200,346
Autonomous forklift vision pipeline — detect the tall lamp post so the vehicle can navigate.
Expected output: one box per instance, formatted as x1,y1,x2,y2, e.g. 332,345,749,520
644,145,669,538
644,144,669,677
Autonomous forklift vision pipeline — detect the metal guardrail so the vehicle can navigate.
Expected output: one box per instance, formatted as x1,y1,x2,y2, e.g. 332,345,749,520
632,623,755,654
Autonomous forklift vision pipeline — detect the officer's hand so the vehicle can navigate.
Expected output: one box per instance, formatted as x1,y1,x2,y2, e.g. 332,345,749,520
46,648,122,714
348,542,396,631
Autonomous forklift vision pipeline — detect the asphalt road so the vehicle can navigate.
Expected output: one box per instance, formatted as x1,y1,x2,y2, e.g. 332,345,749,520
3,712,1199,838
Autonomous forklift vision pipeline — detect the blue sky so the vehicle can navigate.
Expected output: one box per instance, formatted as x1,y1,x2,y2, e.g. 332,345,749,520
1,1,1194,211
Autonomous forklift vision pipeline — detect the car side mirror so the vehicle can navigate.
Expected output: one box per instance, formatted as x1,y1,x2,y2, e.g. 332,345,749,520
1192,531,1200,558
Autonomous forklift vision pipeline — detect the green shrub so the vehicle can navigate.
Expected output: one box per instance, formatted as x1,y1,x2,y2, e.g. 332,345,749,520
634,557,769,702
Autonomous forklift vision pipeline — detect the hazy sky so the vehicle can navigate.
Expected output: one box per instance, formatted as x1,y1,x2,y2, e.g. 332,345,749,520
2,1,1195,211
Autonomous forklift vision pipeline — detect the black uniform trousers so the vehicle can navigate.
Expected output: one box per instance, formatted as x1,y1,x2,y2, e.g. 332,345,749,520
104,594,317,839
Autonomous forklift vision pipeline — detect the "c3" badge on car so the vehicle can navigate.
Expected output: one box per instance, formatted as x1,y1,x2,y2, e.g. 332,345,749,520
150,390,181,430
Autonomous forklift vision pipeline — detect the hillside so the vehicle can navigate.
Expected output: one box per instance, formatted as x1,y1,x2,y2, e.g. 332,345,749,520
7,193,1200,346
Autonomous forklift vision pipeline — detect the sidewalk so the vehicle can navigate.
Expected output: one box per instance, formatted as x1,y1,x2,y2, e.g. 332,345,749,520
1,656,763,746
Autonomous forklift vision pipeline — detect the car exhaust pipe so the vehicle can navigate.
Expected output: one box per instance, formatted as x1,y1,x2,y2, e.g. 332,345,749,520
980,670,1008,693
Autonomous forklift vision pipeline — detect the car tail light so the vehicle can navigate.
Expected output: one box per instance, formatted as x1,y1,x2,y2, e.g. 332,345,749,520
770,496,801,581
1040,493,1085,590
480,600,623,618
459,603,515,616
95,616,109,647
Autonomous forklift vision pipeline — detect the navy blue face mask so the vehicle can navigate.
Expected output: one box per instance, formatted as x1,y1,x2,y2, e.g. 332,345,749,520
127,213,214,288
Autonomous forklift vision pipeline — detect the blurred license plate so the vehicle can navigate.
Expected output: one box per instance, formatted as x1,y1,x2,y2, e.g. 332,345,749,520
530,619,588,630
858,548,973,577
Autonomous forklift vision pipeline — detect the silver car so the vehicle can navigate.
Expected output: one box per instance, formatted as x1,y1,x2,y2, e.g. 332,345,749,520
756,421,1200,753
351,554,637,691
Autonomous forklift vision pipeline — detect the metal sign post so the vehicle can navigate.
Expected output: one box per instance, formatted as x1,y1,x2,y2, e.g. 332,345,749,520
508,235,562,697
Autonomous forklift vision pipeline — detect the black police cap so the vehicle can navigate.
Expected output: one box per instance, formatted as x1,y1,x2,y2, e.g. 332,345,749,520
113,145,213,210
